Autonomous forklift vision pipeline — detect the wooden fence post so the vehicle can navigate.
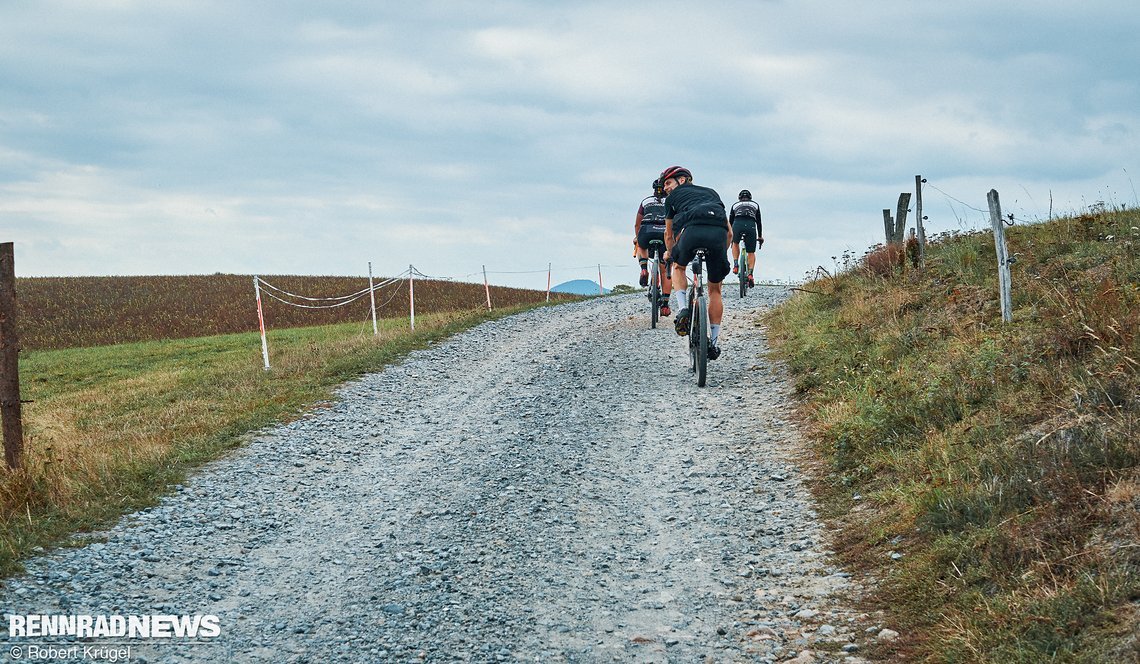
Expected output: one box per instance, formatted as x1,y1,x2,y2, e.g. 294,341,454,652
367,262,378,336
408,264,415,331
915,175,927,266
987,189,1013,323
892,192,912,244
1,242,24,470
483,266,492,311
883,209,893,244
253,276,271,371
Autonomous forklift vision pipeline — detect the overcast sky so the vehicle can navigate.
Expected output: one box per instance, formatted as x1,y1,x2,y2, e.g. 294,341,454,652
2,1,1138,289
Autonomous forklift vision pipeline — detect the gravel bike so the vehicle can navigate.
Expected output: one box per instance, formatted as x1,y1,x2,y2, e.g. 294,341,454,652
736,221,758,299
647,239,666,329
686,248,710,387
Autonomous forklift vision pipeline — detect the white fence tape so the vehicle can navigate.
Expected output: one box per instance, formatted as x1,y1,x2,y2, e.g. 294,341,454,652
252,262,629,369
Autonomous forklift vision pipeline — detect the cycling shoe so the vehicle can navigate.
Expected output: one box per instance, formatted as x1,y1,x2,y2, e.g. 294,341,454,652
674,308,690,336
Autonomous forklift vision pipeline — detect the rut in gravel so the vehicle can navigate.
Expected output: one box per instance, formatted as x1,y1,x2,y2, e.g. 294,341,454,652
3,289,882,663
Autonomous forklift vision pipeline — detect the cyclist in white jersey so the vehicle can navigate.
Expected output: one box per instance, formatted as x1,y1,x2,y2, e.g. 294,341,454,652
634,178,671,316
729,189,764,287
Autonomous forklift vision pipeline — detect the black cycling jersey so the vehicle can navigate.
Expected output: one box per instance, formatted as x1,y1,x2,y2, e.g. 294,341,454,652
729,200,760,222
664,183,728,234
730,200,763,237
638,195,667,226
642,193,665,232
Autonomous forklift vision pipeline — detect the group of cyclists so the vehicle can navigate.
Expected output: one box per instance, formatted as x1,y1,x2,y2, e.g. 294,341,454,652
632,165,764,364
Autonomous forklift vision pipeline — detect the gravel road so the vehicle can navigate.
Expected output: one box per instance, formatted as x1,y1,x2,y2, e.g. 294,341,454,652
3,288,885,663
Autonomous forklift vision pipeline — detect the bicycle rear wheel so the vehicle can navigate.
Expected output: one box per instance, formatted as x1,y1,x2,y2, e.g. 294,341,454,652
649,257,660,329
688,289,698,373
738,249,748,298
696,294,708,387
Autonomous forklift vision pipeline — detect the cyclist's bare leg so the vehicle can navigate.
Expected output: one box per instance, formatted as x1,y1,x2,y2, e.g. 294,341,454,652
709,281,724,346
671,262,688,292
636,246,649,284
748,252,757,274
709,282,723,325
659,262,672,295
670,263,688,310
731,242,740,263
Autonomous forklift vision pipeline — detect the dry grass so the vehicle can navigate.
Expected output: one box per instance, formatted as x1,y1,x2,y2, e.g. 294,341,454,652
766,207,1140,661
0,306,542,574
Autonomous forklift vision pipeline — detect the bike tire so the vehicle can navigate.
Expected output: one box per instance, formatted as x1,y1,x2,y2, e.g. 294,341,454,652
688,290,698,373
739,249,747,298
696,295,708,387
649,260,659,329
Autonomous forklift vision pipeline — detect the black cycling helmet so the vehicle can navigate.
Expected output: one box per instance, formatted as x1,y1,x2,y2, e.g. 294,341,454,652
659,165,692,184
738,189,752,201
652,178,665,197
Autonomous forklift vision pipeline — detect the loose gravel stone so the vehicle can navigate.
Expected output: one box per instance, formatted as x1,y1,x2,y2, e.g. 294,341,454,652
2,289,876,662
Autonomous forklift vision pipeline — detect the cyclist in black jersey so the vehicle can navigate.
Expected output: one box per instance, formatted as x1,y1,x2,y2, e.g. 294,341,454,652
660,165,732,361
634,179,671,316
729,189,764,287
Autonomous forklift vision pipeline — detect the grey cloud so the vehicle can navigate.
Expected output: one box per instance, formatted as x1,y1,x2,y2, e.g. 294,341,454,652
1,1,1138,284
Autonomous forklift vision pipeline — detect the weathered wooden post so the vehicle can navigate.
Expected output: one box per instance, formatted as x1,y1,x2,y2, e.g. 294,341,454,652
892,192,912,244
915,175,927,266
882,209,894,245
1,242,24,469
987,190,1013,323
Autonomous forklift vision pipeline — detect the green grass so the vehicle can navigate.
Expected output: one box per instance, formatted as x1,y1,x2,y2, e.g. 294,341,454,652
0,305,546,576
765,208,1140,662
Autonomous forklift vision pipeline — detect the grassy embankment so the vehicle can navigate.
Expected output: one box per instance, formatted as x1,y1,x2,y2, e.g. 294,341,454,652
0,303,552,577
765,208,1139,662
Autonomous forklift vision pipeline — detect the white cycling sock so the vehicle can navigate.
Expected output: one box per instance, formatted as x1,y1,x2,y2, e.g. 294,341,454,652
675,289,688,310
711,324,721,345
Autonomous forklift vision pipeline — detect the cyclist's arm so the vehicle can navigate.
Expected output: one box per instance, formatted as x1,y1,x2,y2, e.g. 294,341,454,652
757,208,764,247
665,217,675,253
634,209,643,235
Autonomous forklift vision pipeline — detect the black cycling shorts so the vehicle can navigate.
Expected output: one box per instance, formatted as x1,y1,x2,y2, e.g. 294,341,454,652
673,224,731,284
638,226,670,265
732,219,758,253
638,225,666,252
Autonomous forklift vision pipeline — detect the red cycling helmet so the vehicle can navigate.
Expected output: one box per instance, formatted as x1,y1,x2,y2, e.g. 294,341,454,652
659,165,692,184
